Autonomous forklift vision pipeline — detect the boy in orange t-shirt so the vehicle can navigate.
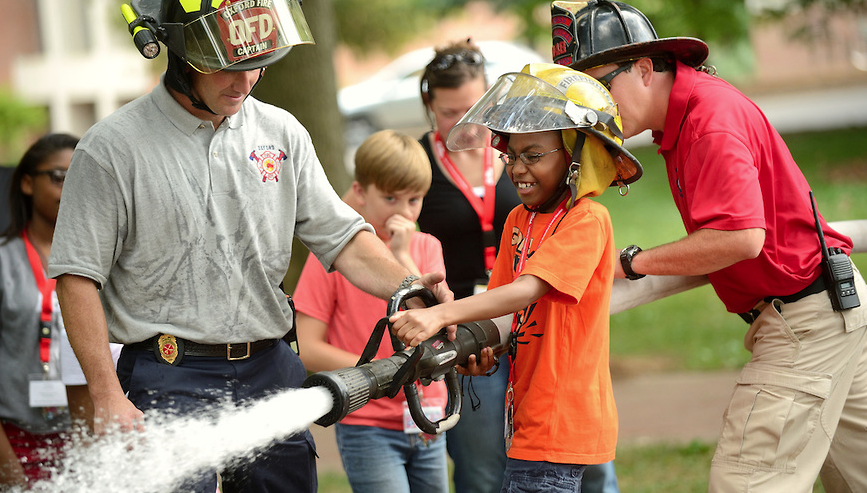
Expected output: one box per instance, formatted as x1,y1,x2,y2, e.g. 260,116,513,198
390,63,643,491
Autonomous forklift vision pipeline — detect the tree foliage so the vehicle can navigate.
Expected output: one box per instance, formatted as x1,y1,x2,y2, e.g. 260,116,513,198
0,89,47,165
334,0,754,55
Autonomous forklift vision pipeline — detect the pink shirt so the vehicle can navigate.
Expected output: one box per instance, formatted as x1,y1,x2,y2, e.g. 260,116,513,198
653,62,852,313
293,232,448,430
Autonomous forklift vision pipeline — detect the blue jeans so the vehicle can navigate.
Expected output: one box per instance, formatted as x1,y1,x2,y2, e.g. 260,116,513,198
501,458,586,492
448,367,509,493
581,461,619,493
117,341,316,493
335,423,449,493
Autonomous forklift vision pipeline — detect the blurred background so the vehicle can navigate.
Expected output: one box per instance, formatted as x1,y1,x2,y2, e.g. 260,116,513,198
1,2,865,490
1,0,865,279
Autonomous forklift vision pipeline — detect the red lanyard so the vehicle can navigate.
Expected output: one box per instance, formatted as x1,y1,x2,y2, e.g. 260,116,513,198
508,201,568,379
513,201,568,279
23,231,55,366
434,132,497,272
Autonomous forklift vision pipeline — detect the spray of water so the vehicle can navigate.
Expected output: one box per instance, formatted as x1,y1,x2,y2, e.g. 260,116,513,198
21,387,332,493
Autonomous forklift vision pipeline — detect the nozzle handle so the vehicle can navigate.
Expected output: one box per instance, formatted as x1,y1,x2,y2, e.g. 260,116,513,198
404,368,462,435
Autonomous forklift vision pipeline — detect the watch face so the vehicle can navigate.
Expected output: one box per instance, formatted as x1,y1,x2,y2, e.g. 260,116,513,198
620,245,643,280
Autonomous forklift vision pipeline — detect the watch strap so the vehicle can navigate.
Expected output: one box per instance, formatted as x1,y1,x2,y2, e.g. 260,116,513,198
620,245,645,281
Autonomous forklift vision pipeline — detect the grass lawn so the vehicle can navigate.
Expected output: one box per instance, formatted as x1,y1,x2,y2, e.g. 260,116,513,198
317,126,865,492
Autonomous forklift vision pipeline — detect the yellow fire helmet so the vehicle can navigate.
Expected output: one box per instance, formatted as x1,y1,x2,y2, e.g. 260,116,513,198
447,62,642,201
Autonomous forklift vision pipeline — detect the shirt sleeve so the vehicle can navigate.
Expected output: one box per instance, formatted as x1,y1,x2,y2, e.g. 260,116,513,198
288,129,372,272
520,204,610,306
48,145,126,287
681,132,765,232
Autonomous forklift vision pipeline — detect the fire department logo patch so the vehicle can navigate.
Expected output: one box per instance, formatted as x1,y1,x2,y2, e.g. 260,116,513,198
249,149,287,182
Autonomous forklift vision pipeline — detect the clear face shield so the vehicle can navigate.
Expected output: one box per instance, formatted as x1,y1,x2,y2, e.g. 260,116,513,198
445,71,611,152
183,0,313,74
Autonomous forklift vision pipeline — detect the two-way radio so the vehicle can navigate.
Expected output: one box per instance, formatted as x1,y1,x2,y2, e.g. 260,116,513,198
809,191,860,311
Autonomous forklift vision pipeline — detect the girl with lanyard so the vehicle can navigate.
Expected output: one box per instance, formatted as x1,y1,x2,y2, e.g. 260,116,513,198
391,64,643,492
416,38,521,493
0,134,79,487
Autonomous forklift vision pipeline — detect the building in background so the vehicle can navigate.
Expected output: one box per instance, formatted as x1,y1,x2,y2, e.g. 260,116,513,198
1,0,865,139
2,0,158,138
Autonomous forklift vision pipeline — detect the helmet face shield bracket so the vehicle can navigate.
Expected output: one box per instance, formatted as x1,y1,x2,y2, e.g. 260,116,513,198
448,63,643,200
122,0,314,74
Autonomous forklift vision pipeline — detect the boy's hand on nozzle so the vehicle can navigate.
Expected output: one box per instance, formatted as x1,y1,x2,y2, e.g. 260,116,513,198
389,304,452,347
457,346,496,377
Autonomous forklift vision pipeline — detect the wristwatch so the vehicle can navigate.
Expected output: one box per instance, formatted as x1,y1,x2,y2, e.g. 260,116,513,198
397,274,420,291
620,245,645,281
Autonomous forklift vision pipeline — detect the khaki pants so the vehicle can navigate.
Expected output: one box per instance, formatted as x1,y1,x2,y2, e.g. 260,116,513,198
709,264,867,493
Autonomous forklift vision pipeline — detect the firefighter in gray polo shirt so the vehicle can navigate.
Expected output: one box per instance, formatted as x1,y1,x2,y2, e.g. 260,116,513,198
48,2,452,492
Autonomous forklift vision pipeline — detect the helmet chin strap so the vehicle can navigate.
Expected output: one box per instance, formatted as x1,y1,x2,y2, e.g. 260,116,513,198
524,168,573,213
189,67,266,115
524,133,584,213
166,54,265,116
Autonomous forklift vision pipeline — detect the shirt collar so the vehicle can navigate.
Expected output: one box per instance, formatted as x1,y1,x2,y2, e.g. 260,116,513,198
153,74,245,134
652,61,697,152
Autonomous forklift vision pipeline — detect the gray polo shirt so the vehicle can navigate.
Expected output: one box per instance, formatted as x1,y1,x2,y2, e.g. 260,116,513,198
49,78,369,344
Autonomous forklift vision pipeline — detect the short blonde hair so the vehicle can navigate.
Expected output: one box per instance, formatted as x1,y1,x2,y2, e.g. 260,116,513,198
354,130,431,194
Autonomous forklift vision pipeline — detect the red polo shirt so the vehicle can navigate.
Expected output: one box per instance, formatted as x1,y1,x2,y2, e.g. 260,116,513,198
653,62,852,313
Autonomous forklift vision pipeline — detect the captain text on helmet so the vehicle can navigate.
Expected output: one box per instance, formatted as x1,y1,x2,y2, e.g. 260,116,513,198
48,1,454,492
121,0,314,119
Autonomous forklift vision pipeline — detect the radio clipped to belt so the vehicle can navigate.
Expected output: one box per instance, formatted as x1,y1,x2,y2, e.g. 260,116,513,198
810,191,860,311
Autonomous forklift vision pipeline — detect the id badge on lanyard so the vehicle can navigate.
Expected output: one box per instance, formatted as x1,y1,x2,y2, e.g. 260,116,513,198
23,232,68,410
503,202,567,450
401,385,444,446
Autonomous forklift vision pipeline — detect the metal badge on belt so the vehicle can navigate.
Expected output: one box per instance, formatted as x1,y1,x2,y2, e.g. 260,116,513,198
154,334,184,366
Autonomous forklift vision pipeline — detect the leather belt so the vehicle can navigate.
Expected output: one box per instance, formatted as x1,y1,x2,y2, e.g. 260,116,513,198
129,335,278,362
738,274,827,324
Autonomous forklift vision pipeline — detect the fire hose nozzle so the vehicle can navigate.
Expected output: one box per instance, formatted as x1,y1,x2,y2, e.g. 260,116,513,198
302,317,504,433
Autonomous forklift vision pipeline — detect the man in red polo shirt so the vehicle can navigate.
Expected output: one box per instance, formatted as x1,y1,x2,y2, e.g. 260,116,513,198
550,1,867,492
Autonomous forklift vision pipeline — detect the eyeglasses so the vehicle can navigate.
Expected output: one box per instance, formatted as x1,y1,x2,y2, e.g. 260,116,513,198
429,50,484,72
499,148,563,167
31,169,67,186
597,62,634,91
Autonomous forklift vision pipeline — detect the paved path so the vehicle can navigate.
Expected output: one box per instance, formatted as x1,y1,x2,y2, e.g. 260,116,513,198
311,369,740,473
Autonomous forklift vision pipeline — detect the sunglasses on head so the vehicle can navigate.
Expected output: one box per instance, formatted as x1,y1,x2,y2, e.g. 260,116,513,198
429,50,484,72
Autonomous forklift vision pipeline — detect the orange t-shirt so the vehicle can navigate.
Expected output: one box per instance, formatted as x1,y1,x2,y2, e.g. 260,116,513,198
489,198,618,464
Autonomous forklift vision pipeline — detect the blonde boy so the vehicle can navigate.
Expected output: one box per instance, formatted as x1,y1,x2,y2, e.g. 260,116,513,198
293,130,450,493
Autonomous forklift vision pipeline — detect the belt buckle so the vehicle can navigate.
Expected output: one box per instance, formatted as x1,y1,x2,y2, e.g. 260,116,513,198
227,342,251,361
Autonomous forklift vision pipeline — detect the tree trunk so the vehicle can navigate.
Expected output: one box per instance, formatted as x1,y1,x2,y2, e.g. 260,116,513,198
252,0,348,293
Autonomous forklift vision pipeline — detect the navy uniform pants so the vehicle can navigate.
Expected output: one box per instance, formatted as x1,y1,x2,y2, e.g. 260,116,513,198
117,340,317,493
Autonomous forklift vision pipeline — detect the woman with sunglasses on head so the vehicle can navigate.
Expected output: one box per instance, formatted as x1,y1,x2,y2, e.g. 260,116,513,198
0,133,81,488
416,38,519,493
